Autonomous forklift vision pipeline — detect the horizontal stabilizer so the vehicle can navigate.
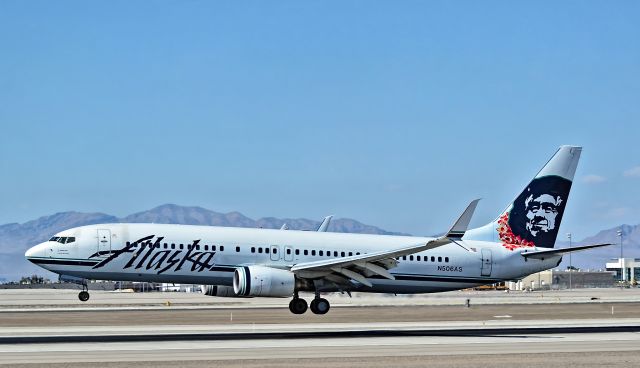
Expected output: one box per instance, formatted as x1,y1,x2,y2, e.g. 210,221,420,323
521,243,612,259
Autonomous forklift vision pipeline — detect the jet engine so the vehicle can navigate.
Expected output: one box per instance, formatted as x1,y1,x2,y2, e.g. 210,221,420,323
233,266,295,297
200,285,245,297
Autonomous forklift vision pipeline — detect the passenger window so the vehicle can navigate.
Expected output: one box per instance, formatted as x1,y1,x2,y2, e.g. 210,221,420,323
164,243,168,249
327,252,331,257
286,248,291,255
236,246,240,252
295,249,300,255
348,252,353,257
334,251,338,257
403,256,407,260
431,256,435,262
171,243,175,249
445,257,449,263
251,247,256,253
417,256,421,261
356,252,360,255
258,248,263,254
438,257,442,262
341,252,345,257
304,250,309,256
212,245,217,251
273,248,277,254
180,244,184,250
205,245,209,251
311,250,316,256
410,255,414,261
265,247,269,254
220,246,225,251
319,250,323,256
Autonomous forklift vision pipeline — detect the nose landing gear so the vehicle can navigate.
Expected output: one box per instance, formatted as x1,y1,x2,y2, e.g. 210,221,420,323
78,290,90,302
78,282,90,302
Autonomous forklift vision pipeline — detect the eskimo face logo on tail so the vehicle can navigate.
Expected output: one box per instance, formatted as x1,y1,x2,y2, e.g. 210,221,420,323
498,176,572,250
524,193,562,236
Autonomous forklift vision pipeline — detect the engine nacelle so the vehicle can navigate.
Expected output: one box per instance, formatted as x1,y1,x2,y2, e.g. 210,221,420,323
201,285,245,298
233,266,295,297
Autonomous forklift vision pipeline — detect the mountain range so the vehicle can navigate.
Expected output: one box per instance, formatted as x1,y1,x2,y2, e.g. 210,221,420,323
1,204,638,281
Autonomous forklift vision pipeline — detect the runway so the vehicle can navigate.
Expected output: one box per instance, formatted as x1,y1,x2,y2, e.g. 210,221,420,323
2,330,640,367
2,289,640,367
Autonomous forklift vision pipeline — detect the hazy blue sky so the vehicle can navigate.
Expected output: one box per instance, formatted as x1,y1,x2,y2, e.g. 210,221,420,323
1,1,639,239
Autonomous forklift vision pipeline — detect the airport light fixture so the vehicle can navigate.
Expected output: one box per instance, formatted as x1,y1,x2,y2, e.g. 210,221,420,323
617,229,624,282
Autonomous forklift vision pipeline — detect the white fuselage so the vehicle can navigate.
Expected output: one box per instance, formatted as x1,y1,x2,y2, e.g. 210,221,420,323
25,223,561,294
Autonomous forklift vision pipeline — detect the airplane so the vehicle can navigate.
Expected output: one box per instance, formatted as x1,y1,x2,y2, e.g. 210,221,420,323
25,145,610,314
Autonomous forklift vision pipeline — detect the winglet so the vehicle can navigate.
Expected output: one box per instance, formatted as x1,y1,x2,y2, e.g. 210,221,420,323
446,199,481,239
317,215,333,232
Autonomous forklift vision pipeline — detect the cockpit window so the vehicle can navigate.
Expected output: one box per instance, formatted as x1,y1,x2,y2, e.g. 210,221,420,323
49,236,75,244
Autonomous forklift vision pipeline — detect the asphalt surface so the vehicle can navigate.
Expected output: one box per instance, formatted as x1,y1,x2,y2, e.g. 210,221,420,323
6,352,639,368
2,332,640,366
2,303,640,327
2,289,640,366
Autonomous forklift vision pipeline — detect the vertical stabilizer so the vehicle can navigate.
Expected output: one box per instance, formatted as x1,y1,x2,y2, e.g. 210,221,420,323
464,146,582,250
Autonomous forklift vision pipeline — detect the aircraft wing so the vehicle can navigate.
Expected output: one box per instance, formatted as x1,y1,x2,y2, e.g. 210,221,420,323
290,199,480,287
521,243,612,259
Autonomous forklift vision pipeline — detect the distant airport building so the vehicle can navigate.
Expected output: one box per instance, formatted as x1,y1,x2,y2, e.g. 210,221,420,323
508,269,615,290
605,258,640,283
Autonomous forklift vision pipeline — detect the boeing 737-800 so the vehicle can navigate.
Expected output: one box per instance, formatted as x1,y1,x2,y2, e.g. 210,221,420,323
25,146,609,314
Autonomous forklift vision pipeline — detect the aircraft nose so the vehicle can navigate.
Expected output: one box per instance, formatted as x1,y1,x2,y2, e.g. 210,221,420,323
25,243,44,260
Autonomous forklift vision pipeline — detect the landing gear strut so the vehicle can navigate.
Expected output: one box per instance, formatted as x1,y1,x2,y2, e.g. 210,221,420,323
78,282,90,302
288,292,308,314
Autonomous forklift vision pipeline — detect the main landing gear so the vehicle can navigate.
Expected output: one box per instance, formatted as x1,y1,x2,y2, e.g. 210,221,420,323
78,282,90,302
289,297,307,314
310,297,330,314
288,291,330,315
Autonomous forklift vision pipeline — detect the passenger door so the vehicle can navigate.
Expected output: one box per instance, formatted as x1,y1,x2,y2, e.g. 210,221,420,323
97,229,111,254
